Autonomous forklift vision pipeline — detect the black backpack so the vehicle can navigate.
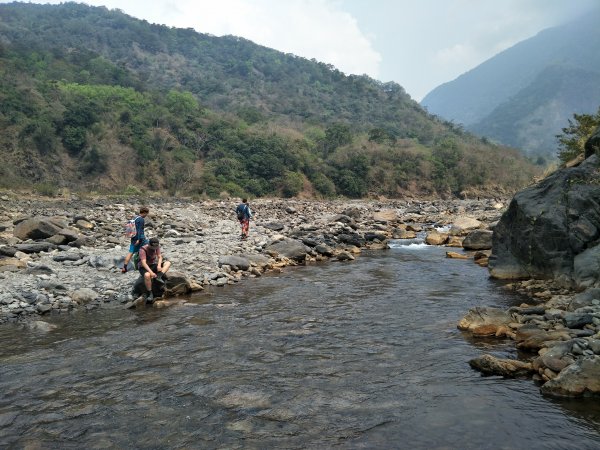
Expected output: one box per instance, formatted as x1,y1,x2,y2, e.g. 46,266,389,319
236,204,246,220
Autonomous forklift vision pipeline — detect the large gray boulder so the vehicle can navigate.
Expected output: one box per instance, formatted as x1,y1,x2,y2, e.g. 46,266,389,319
14,217,64,240
489,154,600,286
265,239,308,262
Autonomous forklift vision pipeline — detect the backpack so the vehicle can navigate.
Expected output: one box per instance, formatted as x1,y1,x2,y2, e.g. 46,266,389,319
236,205,246,220
123,216,139,238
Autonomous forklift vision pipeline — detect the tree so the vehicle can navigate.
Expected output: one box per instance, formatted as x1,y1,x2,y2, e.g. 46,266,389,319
556,110,600,163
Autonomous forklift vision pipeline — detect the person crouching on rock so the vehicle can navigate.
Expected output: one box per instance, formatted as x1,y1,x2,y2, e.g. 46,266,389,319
138,237,171,303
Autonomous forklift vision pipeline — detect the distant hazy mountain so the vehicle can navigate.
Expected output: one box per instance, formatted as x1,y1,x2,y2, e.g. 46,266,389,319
421,8,600,160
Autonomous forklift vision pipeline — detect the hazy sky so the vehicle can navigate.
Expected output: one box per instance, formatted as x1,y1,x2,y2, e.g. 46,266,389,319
5,0,598,100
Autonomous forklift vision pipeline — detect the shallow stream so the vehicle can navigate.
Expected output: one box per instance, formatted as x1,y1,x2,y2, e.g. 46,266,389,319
1,242,599,449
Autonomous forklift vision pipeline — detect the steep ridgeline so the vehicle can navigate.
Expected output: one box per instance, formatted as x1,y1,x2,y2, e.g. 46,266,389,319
0,2,535,198
421,8,600,161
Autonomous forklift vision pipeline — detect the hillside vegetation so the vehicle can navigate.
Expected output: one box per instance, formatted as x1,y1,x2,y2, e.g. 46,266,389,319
0,2,536,198
421,8,600,161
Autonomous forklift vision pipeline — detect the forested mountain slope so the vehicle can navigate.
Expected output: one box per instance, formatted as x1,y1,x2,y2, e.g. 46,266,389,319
0,2,536,198
421,8,600,160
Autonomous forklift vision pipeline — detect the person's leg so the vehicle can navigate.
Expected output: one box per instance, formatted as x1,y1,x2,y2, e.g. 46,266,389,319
122,242,138,272
143,271,155,302
122,251,133,272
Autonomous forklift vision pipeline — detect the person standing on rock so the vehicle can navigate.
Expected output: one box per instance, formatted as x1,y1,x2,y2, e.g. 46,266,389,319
122,206,149,273
138,237,171,303
235,198,253,239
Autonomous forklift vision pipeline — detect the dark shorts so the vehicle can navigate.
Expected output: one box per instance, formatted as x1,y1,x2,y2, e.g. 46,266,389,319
139,263,158,277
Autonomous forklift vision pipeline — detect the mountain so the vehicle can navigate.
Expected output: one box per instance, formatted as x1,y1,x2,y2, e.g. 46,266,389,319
0,2,536,198
421,8,600,161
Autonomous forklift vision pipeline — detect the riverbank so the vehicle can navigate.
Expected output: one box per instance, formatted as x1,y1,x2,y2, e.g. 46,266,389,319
5,192,599,397
0,193,504,324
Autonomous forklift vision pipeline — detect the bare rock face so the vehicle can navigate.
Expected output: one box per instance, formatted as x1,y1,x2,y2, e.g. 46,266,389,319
489,154,600,286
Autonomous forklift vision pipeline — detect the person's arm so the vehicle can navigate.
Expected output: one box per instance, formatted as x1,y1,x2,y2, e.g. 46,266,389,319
156,250,163,273
139,249,156,277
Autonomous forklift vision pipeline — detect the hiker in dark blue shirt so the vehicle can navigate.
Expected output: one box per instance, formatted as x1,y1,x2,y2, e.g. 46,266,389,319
122,206,149,273
235,198,253,239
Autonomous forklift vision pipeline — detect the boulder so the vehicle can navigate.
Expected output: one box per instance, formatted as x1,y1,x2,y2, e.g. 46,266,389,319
541,356,600,397
457,307,512,332
218,255,251,271
469,354,534,377
47,234,68,245
515,325,571,351
314,244,334,257
14,242,56,254
573,245,600,288
450,217,482,234
489,154,600,284
263,222,285,232
265,239,308,262
0,258,26,269
69,288,99,305
568,288,600,311
337,233,365,247
13,217,63,240
425,230,448,245
164,271,196,296
462,230,493,250
336,251,355,261
533,342,576,373
364,231,387,242
446,251,469,259
372,210,397,223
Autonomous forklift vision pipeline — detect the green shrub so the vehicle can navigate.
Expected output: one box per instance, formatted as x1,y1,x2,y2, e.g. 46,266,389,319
123,184,143,196
280,171,304,197
34,182,59,197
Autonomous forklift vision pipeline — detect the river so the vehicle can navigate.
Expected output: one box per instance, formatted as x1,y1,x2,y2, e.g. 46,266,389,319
1,242,599,449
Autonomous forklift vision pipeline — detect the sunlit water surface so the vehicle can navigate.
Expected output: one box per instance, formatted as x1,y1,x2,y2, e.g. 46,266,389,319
1,242,599,449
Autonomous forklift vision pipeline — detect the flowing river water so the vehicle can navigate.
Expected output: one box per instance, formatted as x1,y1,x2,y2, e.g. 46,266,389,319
1,241,599,449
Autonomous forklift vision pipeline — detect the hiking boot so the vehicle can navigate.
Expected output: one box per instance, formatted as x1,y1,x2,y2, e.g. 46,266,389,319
146,292,155,304
155,272,165,284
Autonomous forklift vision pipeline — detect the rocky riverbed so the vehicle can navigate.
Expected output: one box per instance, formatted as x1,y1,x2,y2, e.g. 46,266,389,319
1,192,599,398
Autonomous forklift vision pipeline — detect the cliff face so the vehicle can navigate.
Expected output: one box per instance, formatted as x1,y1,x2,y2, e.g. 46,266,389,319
489,146,600,287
